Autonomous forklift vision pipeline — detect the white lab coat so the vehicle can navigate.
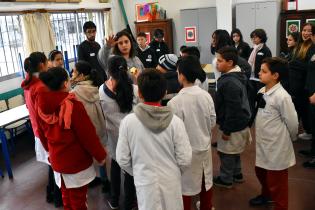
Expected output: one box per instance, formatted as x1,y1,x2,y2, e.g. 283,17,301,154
116,113,192,210
255,83,298,170
168,85,216,195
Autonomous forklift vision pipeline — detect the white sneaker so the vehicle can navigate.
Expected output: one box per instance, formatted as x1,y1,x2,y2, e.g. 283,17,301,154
298,132,312,140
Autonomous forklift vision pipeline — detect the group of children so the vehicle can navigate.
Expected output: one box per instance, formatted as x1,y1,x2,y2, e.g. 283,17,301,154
20,20,305,210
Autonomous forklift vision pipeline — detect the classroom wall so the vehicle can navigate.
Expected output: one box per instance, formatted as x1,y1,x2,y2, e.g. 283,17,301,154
122,0,216,54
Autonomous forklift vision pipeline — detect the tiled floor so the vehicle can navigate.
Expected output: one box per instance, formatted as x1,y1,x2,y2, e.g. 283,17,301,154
0,132,315,210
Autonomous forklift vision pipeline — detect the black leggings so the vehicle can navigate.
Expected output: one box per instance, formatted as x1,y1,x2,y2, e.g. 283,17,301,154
110,159,136,210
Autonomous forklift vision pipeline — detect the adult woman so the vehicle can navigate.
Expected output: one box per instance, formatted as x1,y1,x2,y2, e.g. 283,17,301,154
98,30,144,83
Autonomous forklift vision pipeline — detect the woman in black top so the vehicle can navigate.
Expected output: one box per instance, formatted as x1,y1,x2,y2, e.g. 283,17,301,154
231,28,251,60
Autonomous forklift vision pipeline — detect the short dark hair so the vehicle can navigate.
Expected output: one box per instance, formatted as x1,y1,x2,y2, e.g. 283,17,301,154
177,56,205,83
83,21,96,33
154,29,164,38
137,32,146,38
288,32,300,43
181,46,200,59
262,57,288,81
39,67,69,91
250,29,268,43
137,69,167,102
217,46,238,66
180,45,187,52
75,60,101,87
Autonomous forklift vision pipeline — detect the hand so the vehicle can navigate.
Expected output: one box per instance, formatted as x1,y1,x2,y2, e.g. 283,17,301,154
309,93,315,105
222,134,230,141
99,158,106,166
105,35,116,48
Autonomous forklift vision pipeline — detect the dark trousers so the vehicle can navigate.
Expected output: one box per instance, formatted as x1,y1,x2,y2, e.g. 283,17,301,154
218,152,242,183
309,104,315,154
255,167,288,210
111,159,136,210
292,91,311,133
48,166,62,204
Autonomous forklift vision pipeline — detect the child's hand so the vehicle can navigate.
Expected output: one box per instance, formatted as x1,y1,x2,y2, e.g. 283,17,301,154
98,158,106,166
222,133,230,141
309,93,315,105
105,35,116,48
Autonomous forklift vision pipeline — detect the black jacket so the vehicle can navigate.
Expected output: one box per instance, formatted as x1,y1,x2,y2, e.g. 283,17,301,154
215,71,251,135
236,42,251,61
161,71,181,106
78,40,106,82
149,40,170,60
289,45,315,97
136,46,158,68
251,44,272,78
238,56,251,79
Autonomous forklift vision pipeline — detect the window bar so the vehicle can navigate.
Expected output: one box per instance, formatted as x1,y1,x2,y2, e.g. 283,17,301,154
68,13,75,58
0,18,10,76
11,16,20,66
64,13,73,58
58,13,68,57
5,15,17,74
74,12,81,45
55,14,62,51
17,15,25,58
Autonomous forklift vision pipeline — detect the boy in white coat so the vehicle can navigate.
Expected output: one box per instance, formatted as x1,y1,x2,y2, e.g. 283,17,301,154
249,57,298,210
168,56,216,210
116,69,192,210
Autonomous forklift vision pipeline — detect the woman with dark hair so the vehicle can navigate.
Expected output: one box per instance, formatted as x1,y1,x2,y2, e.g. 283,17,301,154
231,28,251,60
99,55,138,209
98,30,144,83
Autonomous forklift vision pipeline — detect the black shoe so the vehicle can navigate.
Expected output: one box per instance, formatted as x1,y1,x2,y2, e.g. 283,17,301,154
211,142,218,148
303,158,315,169
249,195,273,206
89,177,102,188
102,179,111,193
107,199,119,209
298,150,315,158
233,174,244,183
213,176,232,189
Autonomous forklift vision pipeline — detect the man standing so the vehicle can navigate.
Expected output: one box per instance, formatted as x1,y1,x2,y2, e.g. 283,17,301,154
78,21,106,83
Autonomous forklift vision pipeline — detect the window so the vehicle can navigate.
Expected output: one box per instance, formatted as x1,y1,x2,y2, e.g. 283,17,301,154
0,15,25,77
50,11,105,60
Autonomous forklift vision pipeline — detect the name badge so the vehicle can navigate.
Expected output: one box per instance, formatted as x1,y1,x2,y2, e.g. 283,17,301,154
90,53,96,57
156,49,160,52
257,52,264,56
146,58,152,62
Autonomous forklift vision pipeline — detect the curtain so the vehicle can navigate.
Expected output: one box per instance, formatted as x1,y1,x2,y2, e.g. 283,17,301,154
104,10,113,38
22,13,55,56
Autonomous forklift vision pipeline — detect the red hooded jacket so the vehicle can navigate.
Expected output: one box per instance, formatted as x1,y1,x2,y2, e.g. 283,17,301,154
21,75,47,140
37,90,106,174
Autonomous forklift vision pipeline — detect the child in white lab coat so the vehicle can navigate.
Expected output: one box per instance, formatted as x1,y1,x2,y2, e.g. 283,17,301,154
168,55,216,210
116,69,192,210
249,57,298,210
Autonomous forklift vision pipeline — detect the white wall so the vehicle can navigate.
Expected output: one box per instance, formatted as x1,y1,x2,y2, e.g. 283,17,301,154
123,0,216,53
216,0,232,32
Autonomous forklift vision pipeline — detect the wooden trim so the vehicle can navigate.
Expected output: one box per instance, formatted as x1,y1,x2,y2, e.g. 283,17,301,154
0,8,110,14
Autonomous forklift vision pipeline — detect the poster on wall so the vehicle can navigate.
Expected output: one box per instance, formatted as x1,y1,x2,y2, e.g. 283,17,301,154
286,20,300,37
306,19,315,26
185,26,197,43
145,32,151,45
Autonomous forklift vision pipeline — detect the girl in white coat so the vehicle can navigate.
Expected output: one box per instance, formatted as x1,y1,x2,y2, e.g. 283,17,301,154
168,56,216,210
249,57,298,210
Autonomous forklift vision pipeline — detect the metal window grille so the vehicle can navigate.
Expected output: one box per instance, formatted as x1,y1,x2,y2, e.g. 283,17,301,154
0,15,25,77
50,11,105,61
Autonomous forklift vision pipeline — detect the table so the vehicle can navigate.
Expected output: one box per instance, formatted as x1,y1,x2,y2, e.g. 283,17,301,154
0,104,29,178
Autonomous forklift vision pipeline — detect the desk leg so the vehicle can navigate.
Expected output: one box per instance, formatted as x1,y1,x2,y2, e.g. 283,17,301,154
0,129,13,179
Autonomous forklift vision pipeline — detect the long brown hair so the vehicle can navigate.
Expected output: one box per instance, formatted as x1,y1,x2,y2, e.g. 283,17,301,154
295,23,313,60
112,30,135,58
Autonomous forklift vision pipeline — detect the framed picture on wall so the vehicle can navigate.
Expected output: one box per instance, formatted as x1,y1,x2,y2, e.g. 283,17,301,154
286,19,300,37
185,26,197,43
306,19,315,26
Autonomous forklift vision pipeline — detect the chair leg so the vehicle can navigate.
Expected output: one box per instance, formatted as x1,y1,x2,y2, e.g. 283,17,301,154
8,129,16,155
25,122,34,137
